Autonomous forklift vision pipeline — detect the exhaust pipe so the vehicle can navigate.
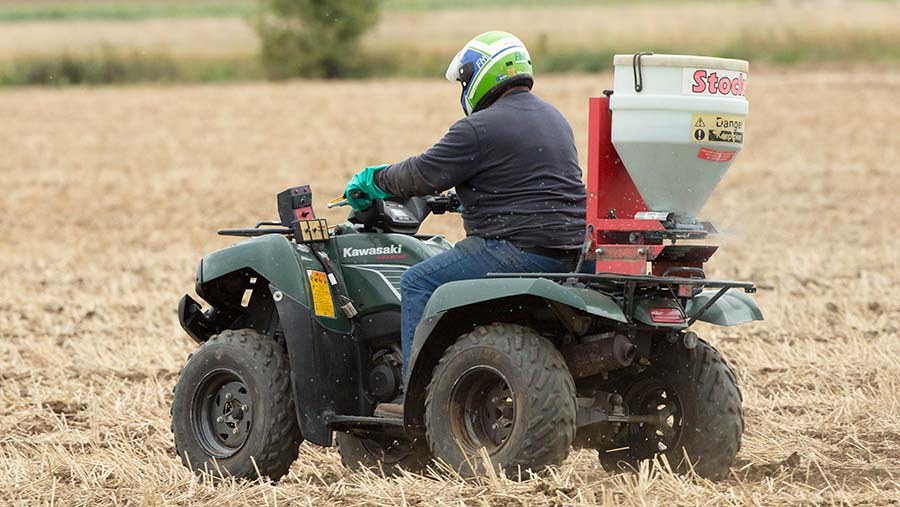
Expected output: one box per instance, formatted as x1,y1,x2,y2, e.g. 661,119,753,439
562,334,636,379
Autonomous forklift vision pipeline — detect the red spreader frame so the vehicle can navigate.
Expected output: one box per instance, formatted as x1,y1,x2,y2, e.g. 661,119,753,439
585,95,716,276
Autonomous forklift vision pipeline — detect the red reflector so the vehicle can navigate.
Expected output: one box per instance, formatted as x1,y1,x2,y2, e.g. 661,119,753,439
649,307,684,323
677,284,693,298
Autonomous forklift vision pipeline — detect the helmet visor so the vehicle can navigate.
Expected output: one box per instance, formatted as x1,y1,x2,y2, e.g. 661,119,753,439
445,49,463,82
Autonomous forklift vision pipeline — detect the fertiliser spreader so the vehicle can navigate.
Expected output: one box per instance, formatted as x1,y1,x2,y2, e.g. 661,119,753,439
171,54,761,481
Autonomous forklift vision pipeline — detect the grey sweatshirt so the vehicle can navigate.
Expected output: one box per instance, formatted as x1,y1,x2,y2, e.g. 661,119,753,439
374,89,587,249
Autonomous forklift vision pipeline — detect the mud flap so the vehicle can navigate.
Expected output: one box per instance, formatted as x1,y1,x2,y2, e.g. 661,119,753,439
270,286,372,446
687,289,763,326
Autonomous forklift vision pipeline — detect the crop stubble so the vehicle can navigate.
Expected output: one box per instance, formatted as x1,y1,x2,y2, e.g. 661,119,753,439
0,71,898,505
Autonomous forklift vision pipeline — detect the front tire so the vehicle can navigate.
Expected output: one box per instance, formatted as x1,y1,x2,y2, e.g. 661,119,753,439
598,338,743,480
171,329,302,481
425,323,576,477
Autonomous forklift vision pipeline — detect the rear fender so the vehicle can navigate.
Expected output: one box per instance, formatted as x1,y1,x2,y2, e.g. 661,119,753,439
686,289,764,326
420,277,627,324
402,277,626,433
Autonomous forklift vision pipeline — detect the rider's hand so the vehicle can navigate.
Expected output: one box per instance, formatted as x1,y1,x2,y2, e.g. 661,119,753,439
344,164,393,211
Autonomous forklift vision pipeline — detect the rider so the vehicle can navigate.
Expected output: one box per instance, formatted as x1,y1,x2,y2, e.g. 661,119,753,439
343,31,587,382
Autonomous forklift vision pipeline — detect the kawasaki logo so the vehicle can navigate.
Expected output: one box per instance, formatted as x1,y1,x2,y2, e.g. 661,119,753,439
342,245,403,258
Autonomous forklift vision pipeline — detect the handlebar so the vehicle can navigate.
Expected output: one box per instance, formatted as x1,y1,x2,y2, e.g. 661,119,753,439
327,191,461,213
422,192,462,214
327,189,364,209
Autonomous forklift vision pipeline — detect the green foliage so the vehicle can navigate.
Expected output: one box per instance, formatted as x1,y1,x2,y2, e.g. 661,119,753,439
257,0,380,79
0,51,261,86
0,0,759,22
0,1,257,21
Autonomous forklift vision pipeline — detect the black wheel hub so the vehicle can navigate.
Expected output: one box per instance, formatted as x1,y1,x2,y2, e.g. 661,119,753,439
448,366,516,454
624,380,682,457
192,370,253,458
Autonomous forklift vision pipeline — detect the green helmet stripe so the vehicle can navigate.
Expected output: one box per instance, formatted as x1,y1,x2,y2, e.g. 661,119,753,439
474,31,509,45
467,47,530,103
449,31,533,115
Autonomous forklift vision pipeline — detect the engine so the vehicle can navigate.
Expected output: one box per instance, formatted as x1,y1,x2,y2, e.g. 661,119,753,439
368,347,403,403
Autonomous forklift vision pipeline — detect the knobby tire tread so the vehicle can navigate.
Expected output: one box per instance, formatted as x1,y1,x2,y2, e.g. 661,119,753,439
425,323,576,476
171,329,302,481
600,339,743,480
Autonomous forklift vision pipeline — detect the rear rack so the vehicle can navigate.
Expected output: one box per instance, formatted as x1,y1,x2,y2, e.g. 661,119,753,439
486,272,755,292
486,272,756,326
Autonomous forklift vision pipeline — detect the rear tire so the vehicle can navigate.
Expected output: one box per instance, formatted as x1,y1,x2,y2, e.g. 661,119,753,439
424,323,576,477
336,432,431,475
171,329,302,481
598,339,743,480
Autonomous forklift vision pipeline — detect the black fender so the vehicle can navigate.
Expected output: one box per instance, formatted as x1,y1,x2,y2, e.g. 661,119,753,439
271,286,372,446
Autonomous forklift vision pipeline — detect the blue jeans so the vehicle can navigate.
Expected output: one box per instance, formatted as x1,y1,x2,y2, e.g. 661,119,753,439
399,237,586,376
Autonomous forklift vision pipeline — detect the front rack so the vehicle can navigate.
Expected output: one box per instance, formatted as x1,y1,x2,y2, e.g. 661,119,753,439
217,218,330,242
217,220,292,237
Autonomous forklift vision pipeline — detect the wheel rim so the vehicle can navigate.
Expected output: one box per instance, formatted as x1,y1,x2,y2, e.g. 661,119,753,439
624,380,682,458
448,365,516,454
192,369,253,458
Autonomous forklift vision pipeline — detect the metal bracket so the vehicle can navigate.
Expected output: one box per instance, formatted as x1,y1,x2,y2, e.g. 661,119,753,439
633,51,655,93
687,286,729,325
328,415,403,428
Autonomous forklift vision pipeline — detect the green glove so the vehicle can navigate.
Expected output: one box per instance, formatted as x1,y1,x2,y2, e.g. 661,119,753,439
344,164,392,211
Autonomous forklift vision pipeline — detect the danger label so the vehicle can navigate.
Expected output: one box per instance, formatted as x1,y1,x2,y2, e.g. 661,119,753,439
307,270,335,318
691,113,744,144
697,147,736,162
683,68,747,96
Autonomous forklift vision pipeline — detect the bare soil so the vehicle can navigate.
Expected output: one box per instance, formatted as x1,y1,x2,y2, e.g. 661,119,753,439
1,70,899,505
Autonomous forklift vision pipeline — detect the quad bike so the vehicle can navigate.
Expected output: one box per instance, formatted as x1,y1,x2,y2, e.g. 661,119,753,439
171,187,760,481
171,53,762,481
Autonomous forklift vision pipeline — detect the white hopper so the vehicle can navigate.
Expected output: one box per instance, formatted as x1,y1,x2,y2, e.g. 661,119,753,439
610,54,749,219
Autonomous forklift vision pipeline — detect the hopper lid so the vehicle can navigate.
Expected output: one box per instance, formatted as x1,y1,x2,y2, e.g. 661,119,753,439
613,54,749,73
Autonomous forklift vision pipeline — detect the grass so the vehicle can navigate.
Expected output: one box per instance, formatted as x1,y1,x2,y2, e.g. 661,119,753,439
0,1,257,21
5,28,900,86
2,2,900,85
0,0,765,22
0,51,261,86
0,71,898,506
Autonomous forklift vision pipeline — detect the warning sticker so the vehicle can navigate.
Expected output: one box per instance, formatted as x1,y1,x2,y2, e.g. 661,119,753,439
697,147,736,162
307,270,335,318
691,113,744,145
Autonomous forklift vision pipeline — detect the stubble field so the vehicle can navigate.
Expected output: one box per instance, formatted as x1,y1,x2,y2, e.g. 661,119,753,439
1,70,899,505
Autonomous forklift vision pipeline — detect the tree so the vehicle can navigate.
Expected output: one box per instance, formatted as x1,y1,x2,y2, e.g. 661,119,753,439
257,0,380,79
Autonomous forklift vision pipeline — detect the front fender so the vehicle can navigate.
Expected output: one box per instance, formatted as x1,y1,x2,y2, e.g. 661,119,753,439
686,289,764,326
201,234,309,304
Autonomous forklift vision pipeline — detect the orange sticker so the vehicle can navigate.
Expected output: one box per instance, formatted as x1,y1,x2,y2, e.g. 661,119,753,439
307,270,335,318
697,147,735,162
